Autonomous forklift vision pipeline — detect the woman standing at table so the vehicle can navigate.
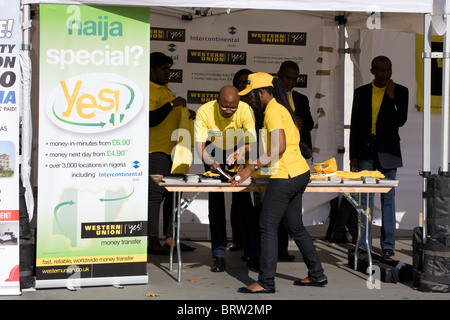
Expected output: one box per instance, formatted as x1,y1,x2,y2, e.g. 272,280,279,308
231,72,327,293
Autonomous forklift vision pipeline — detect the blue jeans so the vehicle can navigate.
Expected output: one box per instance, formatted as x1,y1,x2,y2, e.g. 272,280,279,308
358,136,397,251
257,172,326,289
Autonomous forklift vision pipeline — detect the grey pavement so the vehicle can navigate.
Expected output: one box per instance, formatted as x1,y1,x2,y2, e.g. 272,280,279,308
1,227,449,301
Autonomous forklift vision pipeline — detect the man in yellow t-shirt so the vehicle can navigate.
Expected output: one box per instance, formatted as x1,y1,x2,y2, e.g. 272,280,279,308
232,73,327,294
195,85,260,272
148,52,196,255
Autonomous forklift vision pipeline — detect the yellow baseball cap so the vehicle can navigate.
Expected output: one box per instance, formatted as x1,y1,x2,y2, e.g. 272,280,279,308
238,72,274,96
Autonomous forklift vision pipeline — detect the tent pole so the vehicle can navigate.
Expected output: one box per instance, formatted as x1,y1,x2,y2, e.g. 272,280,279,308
336,13,346,169
20,3,35,221
441,14,450,174
422,13,432,241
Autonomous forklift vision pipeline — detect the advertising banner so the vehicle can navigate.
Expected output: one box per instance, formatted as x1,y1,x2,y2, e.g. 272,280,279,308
0,0,21,296
36,4,149,288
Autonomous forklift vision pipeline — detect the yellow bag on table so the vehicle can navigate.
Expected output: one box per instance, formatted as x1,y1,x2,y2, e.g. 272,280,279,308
311,157,385,180
171,107,194,174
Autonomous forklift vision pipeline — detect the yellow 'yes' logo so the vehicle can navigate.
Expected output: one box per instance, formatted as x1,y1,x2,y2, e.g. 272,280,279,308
46,72,143,133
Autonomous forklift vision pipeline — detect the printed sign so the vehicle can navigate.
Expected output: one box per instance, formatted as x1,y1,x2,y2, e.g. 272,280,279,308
36,4,149,288
0,0,21,296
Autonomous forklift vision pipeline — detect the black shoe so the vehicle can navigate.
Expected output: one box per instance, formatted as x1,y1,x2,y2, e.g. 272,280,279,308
228,243,243,251
293,277,328,287
211,257,226,272
382,249,395,257
238,287,275,294
278,251,295,261
246,256,260,271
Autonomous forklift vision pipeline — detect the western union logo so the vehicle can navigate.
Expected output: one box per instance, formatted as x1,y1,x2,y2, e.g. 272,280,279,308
150,27,185,42
188,90,219,104
248,31,306,46
81,221,146,238
188,49,246,65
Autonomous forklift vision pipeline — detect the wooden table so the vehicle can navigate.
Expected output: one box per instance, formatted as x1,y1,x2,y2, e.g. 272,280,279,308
159,179,398,282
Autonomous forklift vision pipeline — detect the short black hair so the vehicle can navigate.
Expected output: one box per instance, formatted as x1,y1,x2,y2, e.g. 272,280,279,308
232,69,252,88
150,52,173,69
371,56,391,68
278,60,299,73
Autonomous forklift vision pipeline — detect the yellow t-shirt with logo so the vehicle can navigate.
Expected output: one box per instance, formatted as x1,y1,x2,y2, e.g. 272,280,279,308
194,100,256,150
371,81,386,135
262,98,309,179
149,81,182,155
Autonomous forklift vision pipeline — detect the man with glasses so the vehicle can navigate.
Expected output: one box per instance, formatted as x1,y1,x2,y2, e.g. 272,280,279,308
195,85,260,272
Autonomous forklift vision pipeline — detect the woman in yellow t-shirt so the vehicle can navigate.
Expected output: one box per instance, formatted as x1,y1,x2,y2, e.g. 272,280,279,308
232,73,327,294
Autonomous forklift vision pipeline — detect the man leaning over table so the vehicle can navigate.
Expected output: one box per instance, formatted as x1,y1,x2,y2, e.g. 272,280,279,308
194,85,260,272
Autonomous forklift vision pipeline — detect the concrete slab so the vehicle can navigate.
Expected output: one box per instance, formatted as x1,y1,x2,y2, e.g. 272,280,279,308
1,231,449,301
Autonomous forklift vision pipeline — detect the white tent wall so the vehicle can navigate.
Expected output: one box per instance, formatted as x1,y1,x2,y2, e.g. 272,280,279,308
347,28,432,229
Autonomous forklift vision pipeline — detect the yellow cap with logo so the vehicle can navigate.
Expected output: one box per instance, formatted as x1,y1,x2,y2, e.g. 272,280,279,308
238,72,274,96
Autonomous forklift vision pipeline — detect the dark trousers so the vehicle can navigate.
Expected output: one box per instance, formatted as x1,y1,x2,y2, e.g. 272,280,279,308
148,152,173,238
257,172,325,289
203,162,260,259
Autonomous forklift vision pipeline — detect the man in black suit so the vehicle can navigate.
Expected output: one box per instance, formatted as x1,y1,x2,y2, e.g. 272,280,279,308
349,56,409,256
278,61,314,159
276,60,315,261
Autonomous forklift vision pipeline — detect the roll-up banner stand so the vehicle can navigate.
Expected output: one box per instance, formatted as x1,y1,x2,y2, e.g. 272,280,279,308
36,4,149,289
0,0,21,296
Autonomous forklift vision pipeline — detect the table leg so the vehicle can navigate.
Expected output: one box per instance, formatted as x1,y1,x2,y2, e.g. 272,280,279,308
169,192,176,272
176,191,182,282
343,192,372,274
364,192,373,281
354,193,361,271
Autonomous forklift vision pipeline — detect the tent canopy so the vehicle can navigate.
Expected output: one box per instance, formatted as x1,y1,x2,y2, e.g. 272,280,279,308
21,0,448,14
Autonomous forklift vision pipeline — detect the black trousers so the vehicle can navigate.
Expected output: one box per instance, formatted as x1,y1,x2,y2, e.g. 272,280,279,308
257,172,326,289
203,144,260,259
204,162,260,259
148,152,173,238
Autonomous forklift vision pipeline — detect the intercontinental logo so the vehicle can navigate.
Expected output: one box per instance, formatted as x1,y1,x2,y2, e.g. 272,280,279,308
168,43,176,52
228,26,237,35
189,27,240,44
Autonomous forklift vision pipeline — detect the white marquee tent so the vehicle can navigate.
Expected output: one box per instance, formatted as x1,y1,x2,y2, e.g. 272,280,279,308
18,0,450,239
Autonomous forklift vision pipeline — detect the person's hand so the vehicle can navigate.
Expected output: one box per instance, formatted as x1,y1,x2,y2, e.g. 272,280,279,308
226,146,245,166
171,96,187,107
385,79,395,101
295,115,303,131
229,165,254,187
209,162,220,173
350,158,359,172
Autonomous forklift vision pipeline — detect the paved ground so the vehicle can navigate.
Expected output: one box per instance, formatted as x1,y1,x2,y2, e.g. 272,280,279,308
1,227,449,302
